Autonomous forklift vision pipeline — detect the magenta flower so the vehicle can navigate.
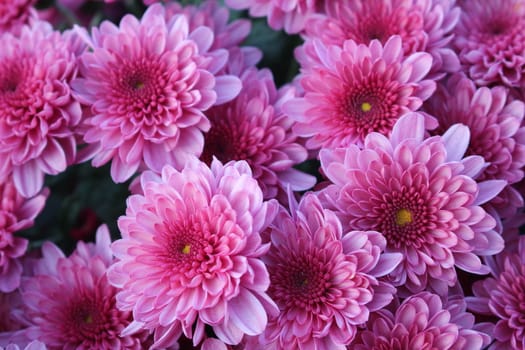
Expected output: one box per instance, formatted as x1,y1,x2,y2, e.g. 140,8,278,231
319,113,506,295
352,292,490,349
0,0,36,35
467,235,525,349
72,4,242,183
108,158,279,348
20,225,150,349
260,193,402,349
424,74,525,218
225,0,323,34
286,36,436,150
0,177,47,293
201,67,315,200
303,0,460,79
454,0,525,87
0,22,85,197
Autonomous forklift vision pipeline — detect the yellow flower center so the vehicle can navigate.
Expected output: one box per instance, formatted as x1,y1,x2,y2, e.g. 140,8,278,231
182,244,191,255
395,208,412,226
361,102,372,112
84,314,93,324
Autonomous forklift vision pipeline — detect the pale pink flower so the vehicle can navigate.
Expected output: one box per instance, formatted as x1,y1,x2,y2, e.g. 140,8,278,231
108,158,279,348
72,4,242,183
467,235,525,349
0,0,36,35
200,67,316,200
352,292,490,349
0,22,85,197
285,36,436,150
225,0,323,34
320,113,505,295
0,178,47,293
20,226,150,349
260,193,402,349
303,0,460,79
454,0,525,87
424,74,525,218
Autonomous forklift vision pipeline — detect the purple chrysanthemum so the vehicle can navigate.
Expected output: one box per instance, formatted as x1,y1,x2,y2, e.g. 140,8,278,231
108,158,279,348
352,292,490,349
72,4,242,183
0,22,85,197
454,0,525,87
303,0,460,79
467,235,525,349
285,36,436,150
20,225,150,349
0,177,47,293
260,193,402,349
425,74,525,218
319,113,506,295
224,0,323,34
200,67,315,200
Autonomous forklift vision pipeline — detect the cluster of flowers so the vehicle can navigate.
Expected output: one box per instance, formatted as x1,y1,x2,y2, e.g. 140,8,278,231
1,0,525,349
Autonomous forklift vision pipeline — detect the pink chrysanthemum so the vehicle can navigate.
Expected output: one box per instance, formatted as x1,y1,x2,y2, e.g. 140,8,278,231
165,0,251,52
467,235,525,349
319,113,505,295
225,0,323,34
200,67,315,200
72,4,242,183
20,225,150,349
259,193,402,349
0,22,85,197
302,0,460,79
108,158,279,348
0,177,47,293
0,0,36,35
285,36,436,150
425,74,525,218
352,292,490,349
454,0,525,87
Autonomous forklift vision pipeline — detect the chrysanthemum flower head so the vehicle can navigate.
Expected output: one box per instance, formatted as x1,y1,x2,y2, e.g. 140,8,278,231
165,0,251,52
454,0,525,87
303,0,460,79
200,67,316,200
260,192,402,349
20,225,150,349
352,292,490,349
0,177,47,293
425,74,525,218
72,4,242,183
467,234,525,349
319,113,506,295
0,22,85,197
108,158,279,348
225,0,323,34
0,0,36,35
286,35,436,150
